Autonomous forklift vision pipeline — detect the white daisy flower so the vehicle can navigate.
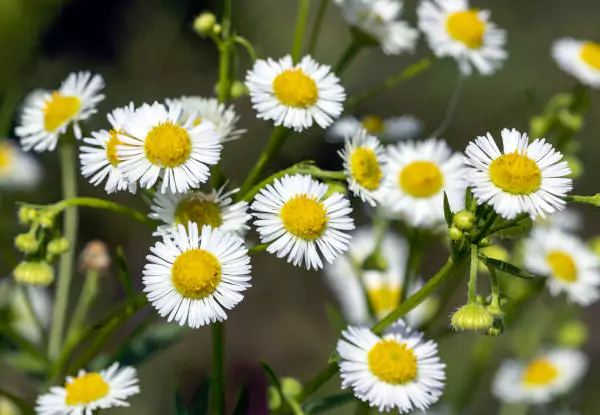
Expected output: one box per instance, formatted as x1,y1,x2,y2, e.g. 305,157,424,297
327,114,423,143
337,321,445,413
36,362,140,415
535,208,582,233
324,227,437,327
417,0,507,76
552,38,600,88
166,96,246,141
143,223,251,328
464,128,572,220
16,72,105,152
339,129,386,206
79,104,137,194
0,139,42,190
149,184,250,236
334,0,419,55
492,349,588,405
116,102,222,194
245,55,345,132
251,174,355,270
524,228,600,306
382,138,466,228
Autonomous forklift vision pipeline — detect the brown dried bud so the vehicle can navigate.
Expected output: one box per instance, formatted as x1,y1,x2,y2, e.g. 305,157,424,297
78,240,111,273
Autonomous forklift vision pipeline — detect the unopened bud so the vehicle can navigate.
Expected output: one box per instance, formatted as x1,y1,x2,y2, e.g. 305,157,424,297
14,233,40,254
449,226,463,241
47,237,70,255
453,211,475,230
18,207,38,225
39,213,55,229
451,303,494,332
556,320,588,348
486,297,503,318
193,12,217,36
78,240,111,273
324,180,347,198
362,251,388,272
13,261,54,286
267,386,282,411
230,80,249,99
281,377,303,400
212,24,222,35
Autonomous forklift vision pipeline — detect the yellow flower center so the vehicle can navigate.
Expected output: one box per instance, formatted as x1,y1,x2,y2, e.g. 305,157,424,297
144,122,192,167
174,198,223,229
361,116,384,134
367,286,401,317
399,161,443,198
522,358,559,386
350,148,383,190
272,69,319,108
43,92,82,132
489,153,541,195
446,10,486,49
280,194,328,240
65,373,109,406
0,142,13,173
546,250,577,282
105,130,122,167
368,340,418,384
171,249,222,299
581,42,600,71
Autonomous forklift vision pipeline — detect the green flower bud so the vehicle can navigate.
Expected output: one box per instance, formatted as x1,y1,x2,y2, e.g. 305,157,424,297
18,207,38,225
14,233,40,254
280,377,303,400
39,213,55,229
452,211,475,230
362,251,388,272
556,320,588,348
13,261,54,286
324,181,347,198
488,326,503,337
529,116,552,139
565,156,583,180
193,12,217,36
486,297,503,318
230,81,248,99
451,303,494,332
267,386,282,411
449,226,463,241
212,23,222,35
47,237,70,255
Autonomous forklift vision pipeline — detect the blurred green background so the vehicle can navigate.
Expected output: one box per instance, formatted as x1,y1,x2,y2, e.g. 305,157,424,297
1,0,600,413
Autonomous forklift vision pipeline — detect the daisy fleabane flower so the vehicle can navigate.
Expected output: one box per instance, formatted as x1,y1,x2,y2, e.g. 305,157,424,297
334,0,418,55
327,114,423,143
143,223,251,328
79,104,137,194
117,101,222,194
337,321,445,413
552,38,600,88
417,0,507,75
382,138,466,228
36,362,140,415
166,96,246,141
0,139,42,189
245,55,345,132
524,228,600,306
149,184,250,236
492,349,588,405
16,72,105,152
339,128,386,206
251,174,355,270
464,128,572,220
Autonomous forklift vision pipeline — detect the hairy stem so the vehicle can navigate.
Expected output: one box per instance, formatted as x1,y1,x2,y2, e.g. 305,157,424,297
292,0,311,62
468,244,478,303
333,40,362,75
307,0,329,56
49,197,154,226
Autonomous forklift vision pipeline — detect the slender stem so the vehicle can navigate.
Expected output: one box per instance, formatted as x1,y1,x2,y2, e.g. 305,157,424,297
354,401,370,415
429,70,464,138
346,57,433,108
307,0,328,56
468,245,478,303
211,322,226,415
217,0,233,102
565,194,600,207
48,140,78,361
49,197,154,226
65,270,100,345
299,362,338,402
489,268,500,304
248,243,269,255
18,285,47,345
453,337,494,412
401,230,423,303
333,40,362,75
233,36,257,61
292,0,311,63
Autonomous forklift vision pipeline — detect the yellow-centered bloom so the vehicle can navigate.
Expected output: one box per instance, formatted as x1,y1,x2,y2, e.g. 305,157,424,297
553,38,600,88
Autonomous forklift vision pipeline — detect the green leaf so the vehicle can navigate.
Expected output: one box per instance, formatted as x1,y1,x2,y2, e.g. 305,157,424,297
488,214,532,239
116,246,135,299
465,187,474,211
443,191,453,227
303,392,355,414
479,256,538,279
324,303,347,333
232,382,250,415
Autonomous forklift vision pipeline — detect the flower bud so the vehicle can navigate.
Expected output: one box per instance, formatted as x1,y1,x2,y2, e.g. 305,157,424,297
38,213,55,229
451,303,494,332
18,207,38,225
324,180,347,198
14,233,40,254
267,386,282,411
452,211,475,231
78,240,111,273
212,24,222,35
556,320,588,348
193,12,217,36
47,237,70,255
281,377,303,400
565,156,583,180
486,298,503,318
362,251,388,272
230,81,249,99
13,261,54,286
449,226,463,241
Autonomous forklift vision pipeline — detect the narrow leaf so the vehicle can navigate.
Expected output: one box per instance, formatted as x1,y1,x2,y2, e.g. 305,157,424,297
443,191,453,227
480,255,538,279
261,362,304,415
324,303,347,333
116,246,135,299
232,382,250,415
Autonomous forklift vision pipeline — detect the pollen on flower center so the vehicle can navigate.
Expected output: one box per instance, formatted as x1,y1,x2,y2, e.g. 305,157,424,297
272,69,319,108
367,286,401,317
144,122,192,167
362,116,384,134
546,250,577,282
489,153,541,195
172,249,222,299
581,42,600,71
43,92,82,132
446,10,486,49
368,339,418,384
105,130,123,167
174,198,223,229
280,194,328,240
522,358,559,386
399,161,443,198
350,148,383,190
65,373,109,406
0,143,12,172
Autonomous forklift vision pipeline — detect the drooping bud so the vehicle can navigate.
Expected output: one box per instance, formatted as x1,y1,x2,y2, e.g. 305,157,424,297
452,211,475,231
13,261,54,286
14,233,40,254
449,226,463,241
38,213,55,229
18,207,38,225
193,12,217,37
47,237,70,256
78,240,111,274
451,303,494,332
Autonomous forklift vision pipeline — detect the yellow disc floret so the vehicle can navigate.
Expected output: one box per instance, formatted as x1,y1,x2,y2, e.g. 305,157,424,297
171,249,222,299
581,42,600,71
273,69,319,108
280,194,328,240
65,373,110,406
368,340,418,384
361,116,384,135
350,148,383,190
446,10,486,49
489,152,541,195
43,92,82,132
0,142,13,172
144,122,192,167
546,250,577,282
367,286,401,317
399,161,443,198
522,358,559,386
105,130,123,166
174,197,223,229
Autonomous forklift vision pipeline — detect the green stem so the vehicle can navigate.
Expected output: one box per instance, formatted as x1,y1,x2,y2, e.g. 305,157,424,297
65,270,100,346
346,57,433,108
307,0,328,56
353,401,370,415
48,140,78,361
292,0,311,62
217,0,233,102
453,337,494,412
18,285,47,346
468,245,478,304
211,322,226,415
401,230,423,303
299,362,338,402
48,197,154,226
248,243,269,255
233,36,257,61
565,194,600,207
333,40,362,75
